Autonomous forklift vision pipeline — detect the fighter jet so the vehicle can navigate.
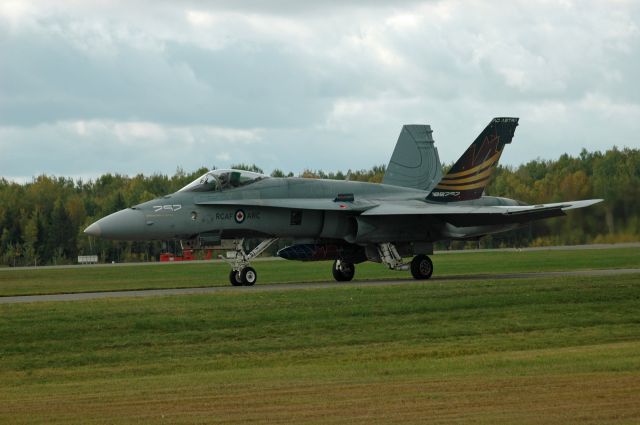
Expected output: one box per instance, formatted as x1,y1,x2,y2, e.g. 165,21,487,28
85,118,602,286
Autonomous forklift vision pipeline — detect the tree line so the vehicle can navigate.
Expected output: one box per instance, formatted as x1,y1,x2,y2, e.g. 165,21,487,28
1,147,638,266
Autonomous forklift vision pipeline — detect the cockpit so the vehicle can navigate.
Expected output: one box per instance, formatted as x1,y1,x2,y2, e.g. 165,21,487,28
178,169,269,193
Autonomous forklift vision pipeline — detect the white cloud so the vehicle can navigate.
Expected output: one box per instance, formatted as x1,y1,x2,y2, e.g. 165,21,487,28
579,93,640,120
203,127,262,143
0,1,35,27
185,10,217,28
385,13,420,30
0,120,264,179
215,152,231,161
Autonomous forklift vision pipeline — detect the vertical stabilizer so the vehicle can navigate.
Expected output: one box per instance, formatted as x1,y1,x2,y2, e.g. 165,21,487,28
382,124,443,191
427,117,519,202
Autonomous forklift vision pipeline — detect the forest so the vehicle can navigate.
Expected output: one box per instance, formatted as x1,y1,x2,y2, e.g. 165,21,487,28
1,147,638,266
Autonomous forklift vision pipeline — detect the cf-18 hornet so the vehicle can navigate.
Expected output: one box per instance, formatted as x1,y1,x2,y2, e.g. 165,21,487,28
85,118,602,285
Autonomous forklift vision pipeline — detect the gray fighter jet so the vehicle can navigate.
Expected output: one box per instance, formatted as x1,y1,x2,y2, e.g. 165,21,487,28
85,118,602,286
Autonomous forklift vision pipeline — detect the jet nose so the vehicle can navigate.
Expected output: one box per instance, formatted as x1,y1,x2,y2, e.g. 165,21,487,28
84,222,102,237
84,208,147,240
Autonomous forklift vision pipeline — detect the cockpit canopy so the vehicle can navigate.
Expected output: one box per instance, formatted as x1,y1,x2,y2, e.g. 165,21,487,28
178,169,269,193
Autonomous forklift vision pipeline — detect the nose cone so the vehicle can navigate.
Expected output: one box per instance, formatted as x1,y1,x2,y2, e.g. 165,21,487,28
84,208,147,240
84,221,102,237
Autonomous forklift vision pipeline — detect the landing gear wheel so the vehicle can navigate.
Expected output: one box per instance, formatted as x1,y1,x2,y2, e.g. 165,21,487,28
332,259,355,282
240,267,257,286
229,270,243,286
411,255,433,280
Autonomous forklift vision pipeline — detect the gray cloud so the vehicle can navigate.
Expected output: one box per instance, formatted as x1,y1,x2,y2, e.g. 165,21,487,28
1,0,639,181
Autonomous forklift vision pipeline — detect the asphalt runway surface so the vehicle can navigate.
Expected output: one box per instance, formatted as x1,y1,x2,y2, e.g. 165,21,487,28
1,268,639,304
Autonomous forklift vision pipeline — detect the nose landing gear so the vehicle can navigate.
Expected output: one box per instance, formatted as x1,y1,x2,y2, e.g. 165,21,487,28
225,238,278,286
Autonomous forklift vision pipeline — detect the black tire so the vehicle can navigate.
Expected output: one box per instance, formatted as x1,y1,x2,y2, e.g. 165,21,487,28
332,259,355,282
411,255,433,280
240,267,257,286
229,270,243,286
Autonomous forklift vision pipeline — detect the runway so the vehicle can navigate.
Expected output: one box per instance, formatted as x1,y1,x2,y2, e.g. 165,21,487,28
1,268,639,304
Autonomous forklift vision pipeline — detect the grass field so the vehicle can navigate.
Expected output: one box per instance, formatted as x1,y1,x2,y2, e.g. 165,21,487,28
1,248,639,423
1,258,640,423
1,247,639,296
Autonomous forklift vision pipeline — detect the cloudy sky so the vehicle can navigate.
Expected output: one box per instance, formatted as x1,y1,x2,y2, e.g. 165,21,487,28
1,0,639,182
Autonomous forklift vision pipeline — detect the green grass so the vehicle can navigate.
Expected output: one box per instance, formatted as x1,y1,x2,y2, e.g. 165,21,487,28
1,273,640,423
0,247,638,296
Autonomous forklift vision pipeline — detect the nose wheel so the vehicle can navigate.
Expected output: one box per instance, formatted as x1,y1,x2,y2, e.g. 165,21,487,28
229,267,258,286
240,267,257,286
229,270,242,286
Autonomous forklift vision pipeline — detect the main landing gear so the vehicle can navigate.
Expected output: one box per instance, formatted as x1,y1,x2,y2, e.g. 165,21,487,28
410,254,433,280
225,238,278,286
330,243,434,283
332,259,355,282
377,243,433,280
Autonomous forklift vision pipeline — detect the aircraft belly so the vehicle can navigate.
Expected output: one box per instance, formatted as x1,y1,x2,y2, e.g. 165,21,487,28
354,215,441,243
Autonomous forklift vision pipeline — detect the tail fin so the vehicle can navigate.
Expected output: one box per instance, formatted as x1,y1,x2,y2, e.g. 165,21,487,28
427,117,519,202
382,124,443,191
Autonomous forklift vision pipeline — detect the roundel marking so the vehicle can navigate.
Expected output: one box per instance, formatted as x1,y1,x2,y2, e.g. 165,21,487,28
234,209,245,223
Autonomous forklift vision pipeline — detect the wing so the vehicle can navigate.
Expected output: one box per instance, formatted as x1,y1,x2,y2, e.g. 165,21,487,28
196,198,378,212
361,199,603,226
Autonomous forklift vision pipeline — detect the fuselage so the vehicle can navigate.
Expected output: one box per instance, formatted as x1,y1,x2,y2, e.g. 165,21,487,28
87,175,522,244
